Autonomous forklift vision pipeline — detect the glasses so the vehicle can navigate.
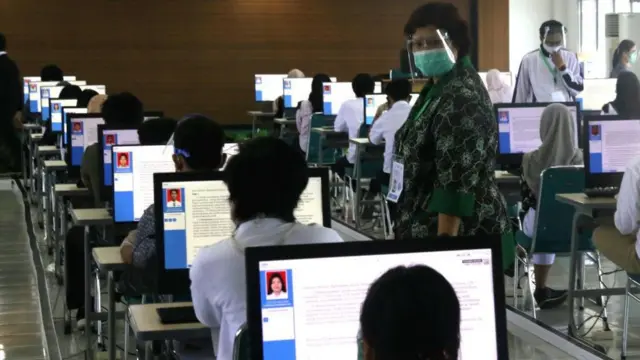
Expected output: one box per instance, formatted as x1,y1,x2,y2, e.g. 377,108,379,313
407,30,450,52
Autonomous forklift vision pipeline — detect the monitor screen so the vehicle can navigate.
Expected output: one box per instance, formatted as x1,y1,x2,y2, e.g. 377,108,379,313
255,74,287,102
363,93,419,125
587,119,640,173
112,145,175,223
50,99,78,133
24,76,76,104
283,77,337,109
252,246,499,359
68,116,106,166
577,78,616,111
30,80,86,113
161,175,325,270
101,129,140,186
41,85,106,122
322,82,382,115
497,104,578,154
62,108,88,141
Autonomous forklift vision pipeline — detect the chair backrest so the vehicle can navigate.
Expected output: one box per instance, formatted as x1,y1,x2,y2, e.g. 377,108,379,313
532,165,594,253
232,323,250,360
306,114,342,164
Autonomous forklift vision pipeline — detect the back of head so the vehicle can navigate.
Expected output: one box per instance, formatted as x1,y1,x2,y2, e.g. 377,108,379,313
309,73,332,113
0,33,6,52
78,89,99,108
287,69,305,78
101,92,144,126
40,65,64,82
57,81,71,87
59,85,83,100
385,79,411,102
137,117,178,145
614,71,640,118
360,265,460,360
88,94,108,113
224,137,308,223
352,73,375,98
172,115,224,171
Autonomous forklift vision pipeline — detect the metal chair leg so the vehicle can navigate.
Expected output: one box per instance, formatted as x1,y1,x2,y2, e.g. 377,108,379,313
123,310,130,360
594,251,610,331
622,277,631,359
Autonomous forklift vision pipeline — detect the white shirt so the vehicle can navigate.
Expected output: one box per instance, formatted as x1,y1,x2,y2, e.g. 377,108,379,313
166,200,181,208
334,98,365,163
615,156,640,259
266,291,288,300
296,100,314,153
189,218,343,360
369,100,412,173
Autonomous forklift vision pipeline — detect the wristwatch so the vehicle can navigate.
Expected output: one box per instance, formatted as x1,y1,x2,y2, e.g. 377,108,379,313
558,65,567,72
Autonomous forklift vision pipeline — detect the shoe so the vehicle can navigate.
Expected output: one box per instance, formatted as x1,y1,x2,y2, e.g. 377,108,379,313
534,287,568,309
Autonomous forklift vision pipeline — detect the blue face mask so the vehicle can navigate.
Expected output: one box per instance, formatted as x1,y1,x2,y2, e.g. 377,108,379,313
413,49,455,77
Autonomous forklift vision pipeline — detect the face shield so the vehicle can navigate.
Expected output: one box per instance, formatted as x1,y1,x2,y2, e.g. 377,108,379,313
406,29,456,78
542,26,566,54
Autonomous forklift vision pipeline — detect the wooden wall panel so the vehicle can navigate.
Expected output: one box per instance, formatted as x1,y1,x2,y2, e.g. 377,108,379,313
0,0,505,124
477,0,510,71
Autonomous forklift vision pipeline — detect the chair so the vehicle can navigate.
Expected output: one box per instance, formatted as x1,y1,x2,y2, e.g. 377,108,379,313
306,114,342,166
514,166,604,319
232,323,251,360
344,141,384,227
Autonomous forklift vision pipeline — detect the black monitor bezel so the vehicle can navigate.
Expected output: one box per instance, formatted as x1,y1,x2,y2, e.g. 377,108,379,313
245,236,509,360
65,113,105,179
98,124,141,203
495,102,580,168
582,114,630,188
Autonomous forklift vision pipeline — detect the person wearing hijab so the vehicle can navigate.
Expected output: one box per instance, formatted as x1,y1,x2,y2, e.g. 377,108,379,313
520,103,582,309
273,68,305,117
87,94,107,113
610,39,636,78
601,71,640,116
486,69,513,104
296,73,331,154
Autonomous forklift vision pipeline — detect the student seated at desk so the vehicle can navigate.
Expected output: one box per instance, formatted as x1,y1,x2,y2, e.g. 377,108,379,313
273,68,305,118
78,89,98,108
40,64,64,82
87,94,107,113
41,84,83,146
593,158,640,274
81,92,144,206
521,103,582,309
190,137,343,360
359,265,460,360
332,73,375,178
601,72,640,116
296,73,331,154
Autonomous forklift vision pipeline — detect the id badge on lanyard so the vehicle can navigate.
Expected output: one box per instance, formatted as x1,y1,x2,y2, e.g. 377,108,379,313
386,155,404,203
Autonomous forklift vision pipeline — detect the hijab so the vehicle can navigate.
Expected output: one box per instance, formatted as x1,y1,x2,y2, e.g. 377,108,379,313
87,94,107,113
486,69,512,104
522,103,583,197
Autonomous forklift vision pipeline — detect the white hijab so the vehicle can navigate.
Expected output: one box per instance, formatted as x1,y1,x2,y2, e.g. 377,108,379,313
523,103,583,197
486,69,513,104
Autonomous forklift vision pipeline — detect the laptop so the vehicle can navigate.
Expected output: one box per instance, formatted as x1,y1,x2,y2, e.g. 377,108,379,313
322,82,383,116
283,77,337,109
111,144,175,224
255,74,287,102
48,99,78,133
65,114,105,178
98,125,141,202
154,167,331,297
363,93,419,125
583,115,640,196
245,236,508,359
496,102,580,167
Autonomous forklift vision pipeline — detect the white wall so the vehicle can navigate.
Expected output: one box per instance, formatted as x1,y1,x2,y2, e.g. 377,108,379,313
509,0,580,75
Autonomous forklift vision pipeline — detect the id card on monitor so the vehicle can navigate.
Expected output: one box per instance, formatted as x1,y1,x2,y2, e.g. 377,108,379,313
50,99,78,133
102,129,140,186
69,116,105,166
62,108,88,142
112,145,175,222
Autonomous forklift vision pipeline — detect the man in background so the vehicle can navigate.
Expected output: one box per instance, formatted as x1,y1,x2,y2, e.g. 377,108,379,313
0,32,24,173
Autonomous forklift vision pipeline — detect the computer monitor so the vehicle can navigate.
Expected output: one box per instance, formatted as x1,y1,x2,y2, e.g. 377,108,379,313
155,167,331,294
61,108,88,143
478,71,513,88
321,82,382,116
496,102,580,166
577,78,616,111
283,77,337,109
41,84,106,122
245,236,508,360
363,93,419,125
98,125,141,202
30,80,86,113
112,144,175,223
583,115,640,188
255,74,287,102
66,114,106,177
23,76,76,104
49,99,78,133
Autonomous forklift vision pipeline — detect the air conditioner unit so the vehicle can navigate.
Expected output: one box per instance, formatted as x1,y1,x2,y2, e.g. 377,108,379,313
605,13,640,76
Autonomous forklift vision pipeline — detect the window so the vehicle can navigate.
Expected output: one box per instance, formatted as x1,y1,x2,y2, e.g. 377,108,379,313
614,0,631,12
581,0,597,52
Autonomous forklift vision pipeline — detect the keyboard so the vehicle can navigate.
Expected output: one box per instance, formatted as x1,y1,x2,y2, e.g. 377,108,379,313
584,187,619,198
156,306,199,324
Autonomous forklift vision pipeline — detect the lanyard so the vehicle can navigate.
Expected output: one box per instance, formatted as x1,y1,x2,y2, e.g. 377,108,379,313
540,50,557,84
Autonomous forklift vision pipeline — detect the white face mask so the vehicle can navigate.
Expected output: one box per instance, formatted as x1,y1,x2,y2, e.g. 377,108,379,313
543,44,562,54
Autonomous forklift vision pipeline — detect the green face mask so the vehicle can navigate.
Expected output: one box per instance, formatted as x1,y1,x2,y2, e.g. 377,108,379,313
413,49,455,77
630,52,638,65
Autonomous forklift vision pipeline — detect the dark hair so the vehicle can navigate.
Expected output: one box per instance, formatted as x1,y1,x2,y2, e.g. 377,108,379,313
612,71,640,118
224,137,308,223
58,85,83,100
385,79,411,102
170,189,178,196
101,92,144,126
352,73,375,98
404,2,471,59
309,73,332,113
137,117,178,145
267,273,287,295
539,20,565,37
0,33,6,51
612,39,636,69
78,89,99,108
40,65,64,82
360,265,460,360
173,115,224,170
119,153,128,161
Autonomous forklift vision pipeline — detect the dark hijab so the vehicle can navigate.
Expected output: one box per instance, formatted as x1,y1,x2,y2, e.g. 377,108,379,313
308,73,332,113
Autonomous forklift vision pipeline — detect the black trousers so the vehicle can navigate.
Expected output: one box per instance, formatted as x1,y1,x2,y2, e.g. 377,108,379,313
331,156,353,179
